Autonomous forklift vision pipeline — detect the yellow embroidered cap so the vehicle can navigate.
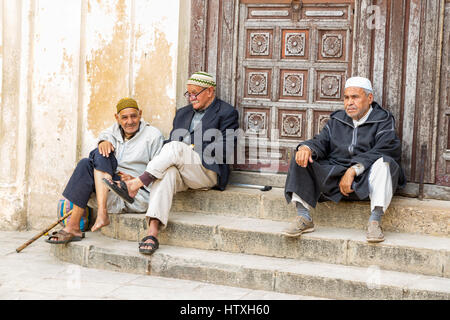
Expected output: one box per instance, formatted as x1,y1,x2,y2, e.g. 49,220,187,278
116,98,139,113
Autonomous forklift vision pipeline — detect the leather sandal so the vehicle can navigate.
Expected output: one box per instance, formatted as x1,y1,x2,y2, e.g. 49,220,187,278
45,229,85,244
102,178,135,204
139,235,159,255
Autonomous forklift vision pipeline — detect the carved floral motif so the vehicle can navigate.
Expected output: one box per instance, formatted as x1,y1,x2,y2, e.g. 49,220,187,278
246,112,266,134
320,74,341,99
322,34,343,58
317,114,330,133
248,72,268,95
285,33,305,56
250,32,270,56
282,113,302,137
283,73,304,97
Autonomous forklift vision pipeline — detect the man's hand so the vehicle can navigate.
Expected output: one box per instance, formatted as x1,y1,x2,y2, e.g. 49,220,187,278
98,141,115,157
339,167,357,196
295,146,313,168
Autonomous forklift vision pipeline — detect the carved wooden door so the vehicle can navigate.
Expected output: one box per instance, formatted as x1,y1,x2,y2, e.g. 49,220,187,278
234,0,354,172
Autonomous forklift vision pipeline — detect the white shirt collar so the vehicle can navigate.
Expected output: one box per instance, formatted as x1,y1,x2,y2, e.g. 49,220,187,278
353,107,373,127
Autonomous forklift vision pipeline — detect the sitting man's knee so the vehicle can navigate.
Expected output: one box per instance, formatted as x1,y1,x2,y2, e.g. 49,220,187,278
77,158,91,169
369,157,392,184
372,157,390,170
161,166,180,180
164,141,185,151
89,147,114,159
161,141,192,160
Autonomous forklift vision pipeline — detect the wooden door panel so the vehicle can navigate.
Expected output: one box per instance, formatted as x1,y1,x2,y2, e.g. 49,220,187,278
235,1,354,172
436,1,450,186
190,0,447,191
241,0,354,4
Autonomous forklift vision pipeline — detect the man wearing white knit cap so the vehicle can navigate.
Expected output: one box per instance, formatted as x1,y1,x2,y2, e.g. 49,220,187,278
284,76,405,243
103,71,239,254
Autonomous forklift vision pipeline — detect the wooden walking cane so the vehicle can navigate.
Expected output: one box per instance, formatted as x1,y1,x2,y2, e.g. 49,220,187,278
15,210,73,253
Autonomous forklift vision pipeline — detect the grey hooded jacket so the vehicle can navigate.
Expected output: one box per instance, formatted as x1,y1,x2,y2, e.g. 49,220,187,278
93,119,164,212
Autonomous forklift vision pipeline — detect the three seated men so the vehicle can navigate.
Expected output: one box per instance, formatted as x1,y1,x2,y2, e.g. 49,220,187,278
48,73,405,251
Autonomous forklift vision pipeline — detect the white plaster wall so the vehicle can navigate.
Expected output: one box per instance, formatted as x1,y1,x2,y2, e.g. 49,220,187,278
80,0,133,156
81,0,181,154
130,0,180,139
0,0,32,230
0,0,186,230
0,0,3,108
26,0,83,229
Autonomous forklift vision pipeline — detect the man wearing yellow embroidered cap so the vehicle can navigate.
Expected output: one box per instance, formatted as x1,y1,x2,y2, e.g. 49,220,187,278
283,76,406,243
46,98,164,244
103,71,239,255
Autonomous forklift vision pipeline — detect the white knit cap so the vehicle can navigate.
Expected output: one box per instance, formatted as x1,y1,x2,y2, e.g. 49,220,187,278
345,76,373,93
187,71,216,88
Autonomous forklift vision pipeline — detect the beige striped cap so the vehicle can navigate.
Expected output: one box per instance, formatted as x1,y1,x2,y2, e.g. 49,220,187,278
187,71,216,88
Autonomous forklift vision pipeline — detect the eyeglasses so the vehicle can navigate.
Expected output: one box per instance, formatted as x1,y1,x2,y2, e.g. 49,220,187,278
184,87,208,100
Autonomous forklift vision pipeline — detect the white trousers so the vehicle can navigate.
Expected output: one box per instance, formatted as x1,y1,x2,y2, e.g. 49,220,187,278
145,141,218,229
293,157,393,213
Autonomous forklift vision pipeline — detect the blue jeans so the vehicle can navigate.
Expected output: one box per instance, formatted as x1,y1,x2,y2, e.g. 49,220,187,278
62,148,120,209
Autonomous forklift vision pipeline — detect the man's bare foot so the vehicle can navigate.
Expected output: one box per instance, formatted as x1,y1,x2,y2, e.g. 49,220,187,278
102,178,143,204
121,178,142,198
91,211,110,232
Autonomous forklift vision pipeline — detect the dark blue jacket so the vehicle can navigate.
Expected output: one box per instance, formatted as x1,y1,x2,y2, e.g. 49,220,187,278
165,98,239,190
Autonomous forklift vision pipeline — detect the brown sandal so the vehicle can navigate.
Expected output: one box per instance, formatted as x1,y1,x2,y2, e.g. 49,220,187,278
45,229,85,244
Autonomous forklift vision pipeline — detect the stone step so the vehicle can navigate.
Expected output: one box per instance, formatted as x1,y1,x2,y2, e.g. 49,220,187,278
171,187,450,237
50,232,450,300
229,171,286,188
101,212,450,278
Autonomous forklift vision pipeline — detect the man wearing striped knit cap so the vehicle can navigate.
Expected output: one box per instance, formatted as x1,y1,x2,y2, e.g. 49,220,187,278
104,71,239,255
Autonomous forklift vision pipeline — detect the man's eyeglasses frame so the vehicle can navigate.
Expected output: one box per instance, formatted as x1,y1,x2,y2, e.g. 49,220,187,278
184,87,209,100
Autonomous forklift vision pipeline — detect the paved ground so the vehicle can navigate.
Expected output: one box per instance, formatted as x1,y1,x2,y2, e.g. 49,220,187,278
0,231,318,300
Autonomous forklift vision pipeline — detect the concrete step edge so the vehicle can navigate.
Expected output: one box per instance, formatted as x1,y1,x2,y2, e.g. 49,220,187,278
102,212,450,278
51,232,450,300
176,186,450,211
170,187,450,236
